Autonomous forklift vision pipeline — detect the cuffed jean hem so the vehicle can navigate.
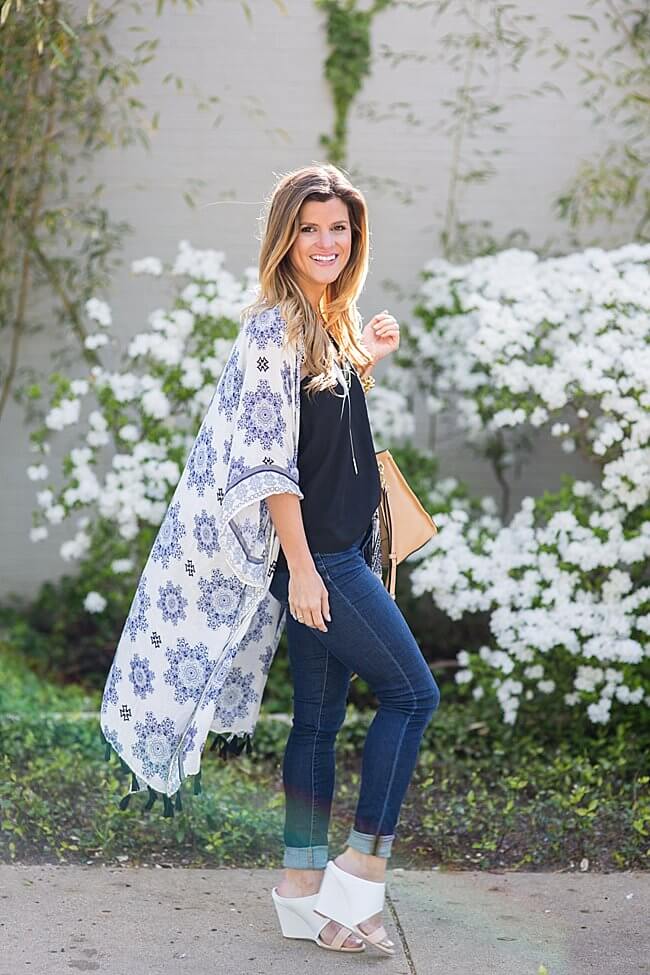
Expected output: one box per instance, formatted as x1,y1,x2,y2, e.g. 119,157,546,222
283,845,329,869
346,828,395,859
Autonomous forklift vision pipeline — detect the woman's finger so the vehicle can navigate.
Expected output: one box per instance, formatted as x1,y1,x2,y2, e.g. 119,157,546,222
372,313,392,328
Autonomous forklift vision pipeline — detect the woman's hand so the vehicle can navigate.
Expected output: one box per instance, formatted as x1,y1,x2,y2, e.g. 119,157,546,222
360,309,400,367
288,565,331,632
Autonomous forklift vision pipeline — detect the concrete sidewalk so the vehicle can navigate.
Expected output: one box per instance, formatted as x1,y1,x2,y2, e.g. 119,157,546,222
1,866,647,974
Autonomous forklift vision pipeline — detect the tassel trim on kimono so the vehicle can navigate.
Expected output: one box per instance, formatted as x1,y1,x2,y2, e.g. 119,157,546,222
99,727,253,818
209,731,254,760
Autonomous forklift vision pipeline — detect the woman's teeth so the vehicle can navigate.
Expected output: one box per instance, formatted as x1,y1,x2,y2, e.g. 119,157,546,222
311,255,337,264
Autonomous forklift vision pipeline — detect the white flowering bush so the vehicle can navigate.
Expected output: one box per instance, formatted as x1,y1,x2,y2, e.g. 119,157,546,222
27,241,261,558
403,243,650,728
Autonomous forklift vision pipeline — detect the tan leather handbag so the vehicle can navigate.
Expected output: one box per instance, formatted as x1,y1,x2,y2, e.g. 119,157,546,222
375,448,438,599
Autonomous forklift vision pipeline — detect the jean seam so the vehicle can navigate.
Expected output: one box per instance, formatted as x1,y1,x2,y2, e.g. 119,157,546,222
311,551,419,841
374,710,409,839
309,645,329,852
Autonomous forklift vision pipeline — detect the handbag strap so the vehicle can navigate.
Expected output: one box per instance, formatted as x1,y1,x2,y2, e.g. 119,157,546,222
377,463,397,600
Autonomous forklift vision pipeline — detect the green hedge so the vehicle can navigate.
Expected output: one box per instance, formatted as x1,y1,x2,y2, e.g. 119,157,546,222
1,647,647,869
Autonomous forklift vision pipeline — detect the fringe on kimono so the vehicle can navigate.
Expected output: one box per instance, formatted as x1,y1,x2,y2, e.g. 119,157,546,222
100,725,254,818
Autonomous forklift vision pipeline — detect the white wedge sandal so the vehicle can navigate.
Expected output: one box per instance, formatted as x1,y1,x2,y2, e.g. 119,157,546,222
313,859,396,956
271,886,366,953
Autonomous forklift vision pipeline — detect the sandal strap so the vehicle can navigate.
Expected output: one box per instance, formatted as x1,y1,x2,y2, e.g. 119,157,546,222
329,924,356,949
362,923,391,945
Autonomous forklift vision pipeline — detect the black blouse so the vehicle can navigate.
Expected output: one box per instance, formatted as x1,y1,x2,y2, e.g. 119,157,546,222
275,343,381,571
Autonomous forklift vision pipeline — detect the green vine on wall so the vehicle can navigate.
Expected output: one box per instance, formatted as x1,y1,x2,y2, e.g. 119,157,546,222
315,0,392,166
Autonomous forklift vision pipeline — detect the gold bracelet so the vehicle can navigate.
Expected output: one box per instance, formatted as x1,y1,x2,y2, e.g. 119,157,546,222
360,373,376,394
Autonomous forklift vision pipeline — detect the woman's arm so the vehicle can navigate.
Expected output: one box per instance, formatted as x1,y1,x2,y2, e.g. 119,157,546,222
266,493,331,631
266,493,314,571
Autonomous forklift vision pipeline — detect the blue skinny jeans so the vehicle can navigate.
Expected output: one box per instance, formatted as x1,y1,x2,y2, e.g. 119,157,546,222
269,519,441,869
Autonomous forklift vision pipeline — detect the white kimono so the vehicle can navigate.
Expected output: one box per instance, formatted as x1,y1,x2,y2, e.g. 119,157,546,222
100,303,383,813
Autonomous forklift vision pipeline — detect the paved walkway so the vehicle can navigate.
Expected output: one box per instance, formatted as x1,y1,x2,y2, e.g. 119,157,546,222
1,866,647,974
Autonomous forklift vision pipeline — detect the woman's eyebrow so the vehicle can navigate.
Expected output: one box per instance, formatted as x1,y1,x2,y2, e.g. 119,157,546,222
300,220,348,226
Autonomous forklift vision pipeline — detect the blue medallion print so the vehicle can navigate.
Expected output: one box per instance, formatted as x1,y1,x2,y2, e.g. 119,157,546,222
248,595,276,674
125,574,151,642
210,665,259,728
181,721,198,761
286,455,299,482
238,517,263,553
217,347,244,421
223,433,233,466
193,509,220,557
236,378,286,450
103,726,124,755
132,711,180,780
186,424,219,497
196,567,244,630
157,580,188,625
198,645,239,712
128,653,155,700
259,643,274,676
151,500,186,570
101,660,122,714
233,594,272,657
225,454,247,491
243,306,285,351
163,637,211,705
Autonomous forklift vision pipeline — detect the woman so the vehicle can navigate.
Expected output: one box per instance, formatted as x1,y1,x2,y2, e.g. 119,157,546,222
100,161,439,956
257,164,441,956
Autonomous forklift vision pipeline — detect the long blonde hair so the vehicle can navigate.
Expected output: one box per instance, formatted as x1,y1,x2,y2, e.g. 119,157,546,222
240,163,373,399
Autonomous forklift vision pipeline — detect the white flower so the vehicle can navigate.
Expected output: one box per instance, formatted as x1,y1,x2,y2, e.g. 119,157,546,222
118,424,140,442
60,531,91,561
141,386,171,420
572,480,594,497
85,298,112,326
587,697,611,724
111,558,134,573
455,668,473,684
84,332,110,350
131,256,163,276
44,504,65,524
84,590,107,613
45,399,81,431
27,464,49,481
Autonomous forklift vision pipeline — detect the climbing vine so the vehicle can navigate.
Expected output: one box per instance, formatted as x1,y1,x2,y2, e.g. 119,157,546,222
315,0,393,166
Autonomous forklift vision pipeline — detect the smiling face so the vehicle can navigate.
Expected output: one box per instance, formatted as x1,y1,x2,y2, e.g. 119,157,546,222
287,196,352,312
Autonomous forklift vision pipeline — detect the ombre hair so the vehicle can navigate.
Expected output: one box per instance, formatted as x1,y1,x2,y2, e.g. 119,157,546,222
240,163,373,399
